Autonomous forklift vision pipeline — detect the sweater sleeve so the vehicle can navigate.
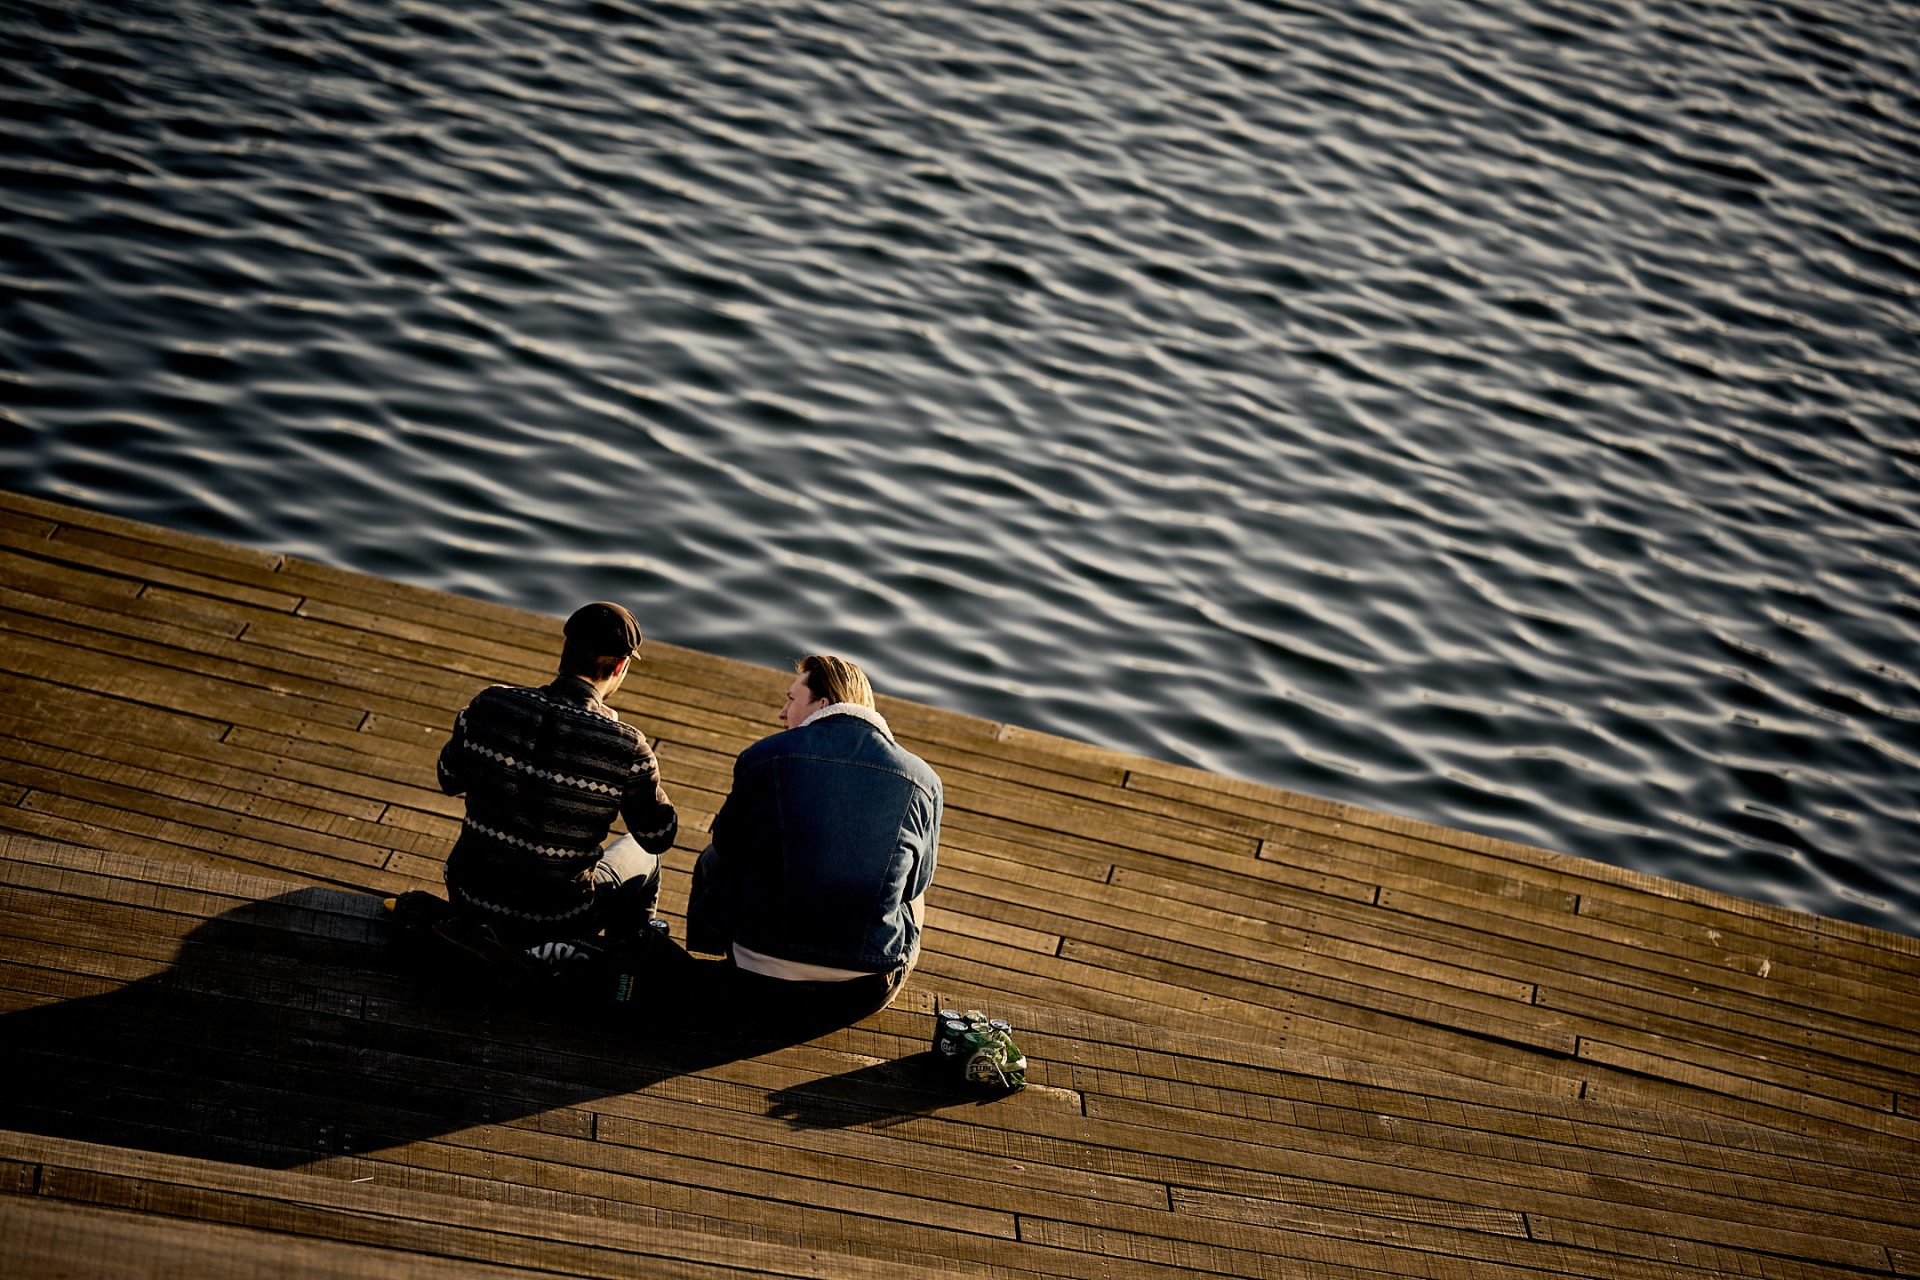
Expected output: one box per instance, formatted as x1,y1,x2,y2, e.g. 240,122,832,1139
620,734,679,854
436,704,471,797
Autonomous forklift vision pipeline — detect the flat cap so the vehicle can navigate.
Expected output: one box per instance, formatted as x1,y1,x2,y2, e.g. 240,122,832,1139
564,601,642,657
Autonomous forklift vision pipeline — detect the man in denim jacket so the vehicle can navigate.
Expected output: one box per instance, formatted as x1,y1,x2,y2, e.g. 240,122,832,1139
687,654,942,1029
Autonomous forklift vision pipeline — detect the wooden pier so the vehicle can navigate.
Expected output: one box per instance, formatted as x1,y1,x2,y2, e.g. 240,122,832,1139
1,487,1915,1279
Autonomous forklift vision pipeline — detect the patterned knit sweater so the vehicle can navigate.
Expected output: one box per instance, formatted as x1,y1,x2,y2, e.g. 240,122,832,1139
436,676,678,933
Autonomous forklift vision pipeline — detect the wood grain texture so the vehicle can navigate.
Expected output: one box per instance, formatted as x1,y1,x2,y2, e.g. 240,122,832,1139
3,489,1917,1279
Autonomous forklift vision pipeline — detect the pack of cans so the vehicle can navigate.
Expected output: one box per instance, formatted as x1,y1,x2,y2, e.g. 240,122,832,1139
932,1008,1027,1092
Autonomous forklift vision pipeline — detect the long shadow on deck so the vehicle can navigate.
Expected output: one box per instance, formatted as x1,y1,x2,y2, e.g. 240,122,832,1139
0,888,967,1169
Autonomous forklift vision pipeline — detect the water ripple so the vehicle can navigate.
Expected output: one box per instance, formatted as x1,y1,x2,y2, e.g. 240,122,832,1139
2,0,1917,934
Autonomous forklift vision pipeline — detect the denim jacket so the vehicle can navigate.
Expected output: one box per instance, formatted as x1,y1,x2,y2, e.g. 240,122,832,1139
707,704,942,973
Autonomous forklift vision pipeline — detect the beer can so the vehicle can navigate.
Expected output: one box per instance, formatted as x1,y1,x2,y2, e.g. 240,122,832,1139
933,1016,971,1057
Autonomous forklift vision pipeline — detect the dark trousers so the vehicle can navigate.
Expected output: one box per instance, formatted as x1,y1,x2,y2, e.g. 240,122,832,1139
681,842,910,1034
677,955,911,1038
684,842,731,955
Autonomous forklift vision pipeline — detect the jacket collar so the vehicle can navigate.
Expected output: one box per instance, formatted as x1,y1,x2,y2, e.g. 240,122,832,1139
799,701,894,742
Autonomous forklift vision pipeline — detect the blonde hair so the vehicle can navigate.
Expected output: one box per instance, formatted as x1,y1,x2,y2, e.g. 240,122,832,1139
796,654,873,709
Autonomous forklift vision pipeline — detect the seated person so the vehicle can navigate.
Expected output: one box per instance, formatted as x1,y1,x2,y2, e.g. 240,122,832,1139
687,654,942,1031
435,601,678,947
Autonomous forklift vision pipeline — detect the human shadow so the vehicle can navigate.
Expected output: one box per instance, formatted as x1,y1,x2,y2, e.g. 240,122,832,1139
764,1052,1014,1131
0,886,834,1169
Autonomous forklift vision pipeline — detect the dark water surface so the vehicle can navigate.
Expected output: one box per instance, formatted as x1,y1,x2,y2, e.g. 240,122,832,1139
3,0,1916,934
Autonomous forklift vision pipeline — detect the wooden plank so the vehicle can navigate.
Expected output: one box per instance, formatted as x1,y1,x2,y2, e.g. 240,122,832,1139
1126,764,1920,962
1108,1112,1915,1269
0,717,389,825
0,852,1528,1151
0,852,1528,1128
0,677,234,753
0,597,451,731
0,882,387,973
0,520,301,613
0,507,59,543
0,551,145,605
0,624,365,734
7,840,1904,1243
1538,981,1917,1096
1144,852,1912,1059
0,805,1904,1174
1577,890,1920,994
0,740,434,865
1128,769,1590,907
136,712,462,827
11,997,1904,1280
239,612,538,696
0,746,439,871
1167,1182,1887,1277
0,490,284,570
1261,829,1583,914
4,786,400,891
1577,1039,1919,1145
0,1196,561,1280
0,803,437,898
3,1043,1182,1274
1520,1210,1891,1276
913,947,1577,1095
1,1036,1018,1243
7,951,1912,1280
1080,1091,1920,1250
1057,937,1575,1056
6,1133,978,1280
940,854,1527,1001
42,521,299,586
0,834,383,905
1374,883,1903,1024
8,494,1920,1280
1048,1025,1919,1186
1059,762,1512,902
3,567,252,643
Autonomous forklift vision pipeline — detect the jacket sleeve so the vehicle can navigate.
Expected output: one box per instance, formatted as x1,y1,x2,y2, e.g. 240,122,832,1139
620,734,679,854
906,775,942,900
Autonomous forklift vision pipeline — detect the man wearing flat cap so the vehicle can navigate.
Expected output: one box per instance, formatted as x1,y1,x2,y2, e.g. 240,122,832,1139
436,601,678,946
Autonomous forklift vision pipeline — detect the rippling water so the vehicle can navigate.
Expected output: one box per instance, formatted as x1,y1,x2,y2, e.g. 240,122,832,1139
3,0,1917,934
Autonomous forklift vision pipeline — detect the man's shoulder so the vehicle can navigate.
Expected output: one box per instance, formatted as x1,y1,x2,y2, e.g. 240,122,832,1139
466,683,642,740
894,742,941,797
742,719,940,793
462,682,534,717
735,727,793,768
469,681,535,702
